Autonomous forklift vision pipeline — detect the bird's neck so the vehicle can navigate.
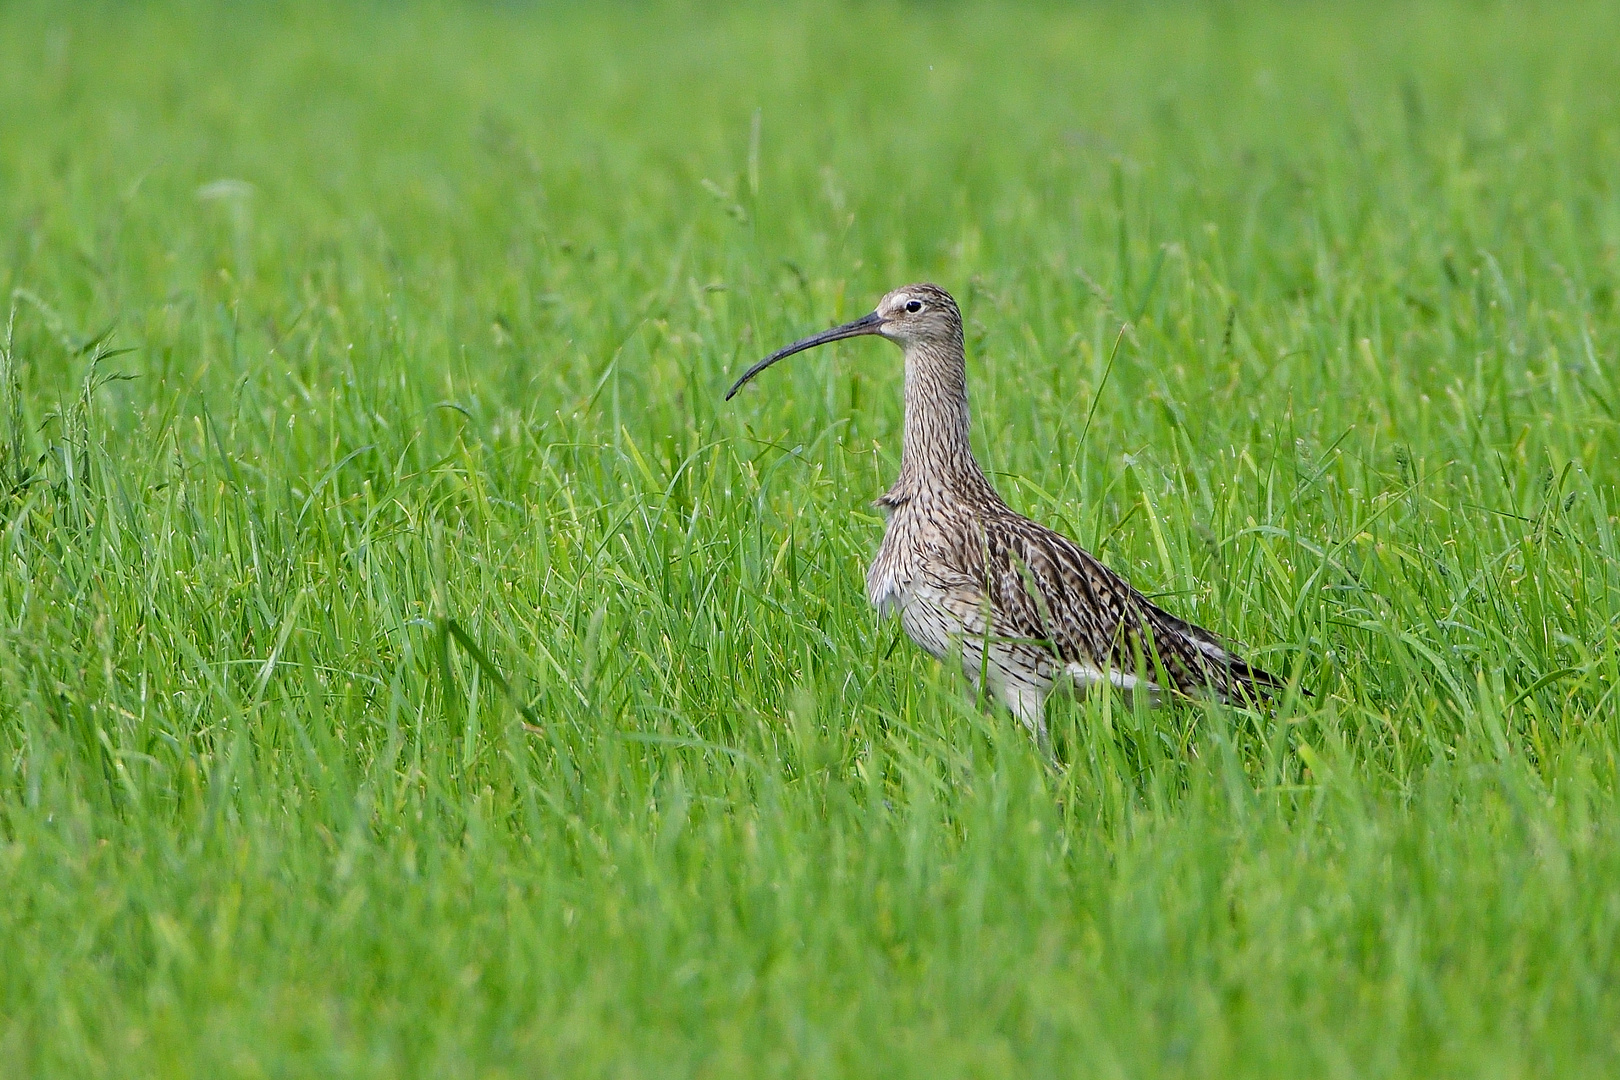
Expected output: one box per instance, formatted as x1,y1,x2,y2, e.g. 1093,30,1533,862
887,338,997,505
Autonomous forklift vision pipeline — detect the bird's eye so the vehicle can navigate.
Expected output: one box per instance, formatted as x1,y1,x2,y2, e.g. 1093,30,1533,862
904,299,924,313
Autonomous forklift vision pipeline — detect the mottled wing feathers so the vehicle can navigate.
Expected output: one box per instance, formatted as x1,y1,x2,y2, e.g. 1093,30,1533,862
974,509,1284,702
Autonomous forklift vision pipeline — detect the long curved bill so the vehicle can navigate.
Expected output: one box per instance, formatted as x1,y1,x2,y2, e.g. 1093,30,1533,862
725,311,884,400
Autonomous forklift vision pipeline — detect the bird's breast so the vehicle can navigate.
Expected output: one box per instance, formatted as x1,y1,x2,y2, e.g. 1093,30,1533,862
865,511,919,616
865,547,906,617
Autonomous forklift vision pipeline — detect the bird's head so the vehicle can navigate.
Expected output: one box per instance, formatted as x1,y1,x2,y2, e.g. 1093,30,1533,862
725,283,962,400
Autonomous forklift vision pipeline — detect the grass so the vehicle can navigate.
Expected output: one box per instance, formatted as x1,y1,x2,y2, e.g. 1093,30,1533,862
3,0,1620,1074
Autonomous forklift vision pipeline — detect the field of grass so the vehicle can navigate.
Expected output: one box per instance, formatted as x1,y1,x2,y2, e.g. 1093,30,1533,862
3,0,1620,1075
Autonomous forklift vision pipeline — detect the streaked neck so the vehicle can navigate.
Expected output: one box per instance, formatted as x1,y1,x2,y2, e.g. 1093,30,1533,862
891,338,995,502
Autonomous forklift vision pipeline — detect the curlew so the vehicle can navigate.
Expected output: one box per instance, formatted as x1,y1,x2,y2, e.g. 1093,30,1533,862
727,283,1289,738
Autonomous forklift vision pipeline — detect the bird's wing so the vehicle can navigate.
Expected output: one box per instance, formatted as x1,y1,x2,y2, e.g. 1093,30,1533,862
979,511,1285,700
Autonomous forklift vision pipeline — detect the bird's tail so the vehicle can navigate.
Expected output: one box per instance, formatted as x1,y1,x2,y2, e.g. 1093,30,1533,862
1150,609,1301,705
1212,651,1294,704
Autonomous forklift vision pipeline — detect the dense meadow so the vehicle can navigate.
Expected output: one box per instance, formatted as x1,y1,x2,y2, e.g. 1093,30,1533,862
4,0,1620,1075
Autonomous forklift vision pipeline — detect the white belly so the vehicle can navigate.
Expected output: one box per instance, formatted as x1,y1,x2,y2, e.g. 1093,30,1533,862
865,547,1157,735
895,583,971,665
869,566,1056,730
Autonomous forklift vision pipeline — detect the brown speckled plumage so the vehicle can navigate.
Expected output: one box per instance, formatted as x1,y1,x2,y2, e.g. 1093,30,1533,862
728,283,1285,736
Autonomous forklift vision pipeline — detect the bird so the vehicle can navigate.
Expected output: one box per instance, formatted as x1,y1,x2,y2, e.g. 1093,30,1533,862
726,283,1289,738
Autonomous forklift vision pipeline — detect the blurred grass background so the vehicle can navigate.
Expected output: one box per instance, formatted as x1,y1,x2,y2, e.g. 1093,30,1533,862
3,0,1620,1075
